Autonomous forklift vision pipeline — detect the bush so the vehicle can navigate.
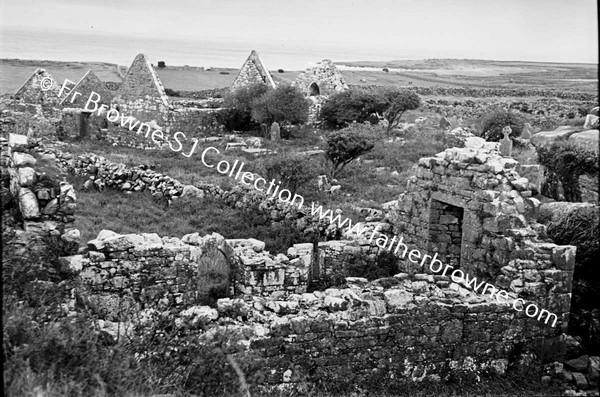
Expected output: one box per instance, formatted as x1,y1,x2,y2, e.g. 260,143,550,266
164,88,180,97
251,84,309,134
319,88,389,129
480,110,525,141
220,83,270,132
259,152,320,192
324,123,376,179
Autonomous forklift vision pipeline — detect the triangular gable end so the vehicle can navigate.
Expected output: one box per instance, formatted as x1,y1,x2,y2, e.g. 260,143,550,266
118,53,170,107
59,69,108,106
232,50,276,89
15,68,60,103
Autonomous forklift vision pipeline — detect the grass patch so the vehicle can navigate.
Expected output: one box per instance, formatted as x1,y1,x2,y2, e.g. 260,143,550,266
71,174,311,254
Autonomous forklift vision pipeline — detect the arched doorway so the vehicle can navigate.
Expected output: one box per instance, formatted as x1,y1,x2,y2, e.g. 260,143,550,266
309,82,320,96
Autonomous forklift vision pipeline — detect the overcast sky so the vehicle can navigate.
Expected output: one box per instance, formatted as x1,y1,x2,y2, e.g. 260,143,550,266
0,0,598,64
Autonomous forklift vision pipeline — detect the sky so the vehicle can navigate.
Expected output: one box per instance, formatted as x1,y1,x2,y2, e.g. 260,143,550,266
0,0,598,67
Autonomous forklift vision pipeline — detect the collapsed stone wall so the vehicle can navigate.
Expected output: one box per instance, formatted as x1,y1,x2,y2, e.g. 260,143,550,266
1,133,80,254
386,138,575,329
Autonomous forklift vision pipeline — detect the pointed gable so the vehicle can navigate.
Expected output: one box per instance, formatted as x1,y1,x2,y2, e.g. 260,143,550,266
117,53,170,107
59,69,113,108
15,68,60,105
231,50,276,90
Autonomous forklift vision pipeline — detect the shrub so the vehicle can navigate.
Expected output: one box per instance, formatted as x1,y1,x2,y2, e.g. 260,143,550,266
480,110,525,141
220,83,270,131
537,143,599,202
164,88,180,97
251,84,309,134
278,69,284,73
319,88,389,129
259,152,320,192
324,123,376,179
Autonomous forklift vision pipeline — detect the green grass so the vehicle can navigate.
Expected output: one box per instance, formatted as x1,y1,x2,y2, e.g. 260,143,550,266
71,174,312,254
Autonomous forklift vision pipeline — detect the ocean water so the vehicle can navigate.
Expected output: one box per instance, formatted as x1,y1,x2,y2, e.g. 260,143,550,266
0,27,416,70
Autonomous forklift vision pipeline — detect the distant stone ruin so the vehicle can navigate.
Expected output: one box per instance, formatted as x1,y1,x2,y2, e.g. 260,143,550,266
112,53,171,120
231,50,276,90
293,59,348,97
59,69,113,108
14,68,60,107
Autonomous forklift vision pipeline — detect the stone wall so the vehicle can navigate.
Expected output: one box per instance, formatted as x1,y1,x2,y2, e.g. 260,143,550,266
386,138,575,330
231,50,276,90
60,69,114,108
1,133,80,254
294,60,348,97
112,54,171,122
1,98,60,140
134,276,565,389
64,230,235,319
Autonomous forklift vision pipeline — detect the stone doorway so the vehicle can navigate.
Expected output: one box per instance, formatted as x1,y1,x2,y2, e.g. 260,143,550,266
309,82,320,96
429,199,464,269
78,111,91,138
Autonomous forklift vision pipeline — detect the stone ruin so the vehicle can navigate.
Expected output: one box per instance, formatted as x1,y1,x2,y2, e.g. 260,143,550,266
14,68,60,108
386,137,574,330
293,59,348,97
1,127,583,390
231,50,276,90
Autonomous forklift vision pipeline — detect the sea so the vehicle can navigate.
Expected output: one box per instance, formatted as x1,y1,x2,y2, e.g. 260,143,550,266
0,27,421,70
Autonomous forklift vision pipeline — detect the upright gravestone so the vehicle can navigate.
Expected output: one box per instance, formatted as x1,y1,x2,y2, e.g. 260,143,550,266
270,121,281,141
521,123,532,140
439,117,451,130
499,126,513,157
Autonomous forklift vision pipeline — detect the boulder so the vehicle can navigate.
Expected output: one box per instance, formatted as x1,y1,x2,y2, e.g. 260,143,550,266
8,133,29,150
583,114,599,129
568,129,599,153
530,126,580,147
18,167,37,187
12,152,37,167
18,188,40,219
181,184,205,199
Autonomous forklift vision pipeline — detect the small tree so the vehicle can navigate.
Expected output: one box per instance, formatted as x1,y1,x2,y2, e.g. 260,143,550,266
380,87,421,133
324,123,376,179
480,110,525,141
251,84,309,135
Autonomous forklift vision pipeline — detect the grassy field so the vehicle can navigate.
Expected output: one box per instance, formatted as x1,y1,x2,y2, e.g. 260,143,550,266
2,57,597,95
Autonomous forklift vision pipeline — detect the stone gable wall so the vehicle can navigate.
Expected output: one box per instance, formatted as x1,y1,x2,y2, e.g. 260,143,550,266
231,50,276,90
60,70,114,108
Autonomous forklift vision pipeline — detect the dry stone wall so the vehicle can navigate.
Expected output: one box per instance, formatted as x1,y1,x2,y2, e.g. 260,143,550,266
133,276,566,389
1,133,80,254
386,138,575,330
